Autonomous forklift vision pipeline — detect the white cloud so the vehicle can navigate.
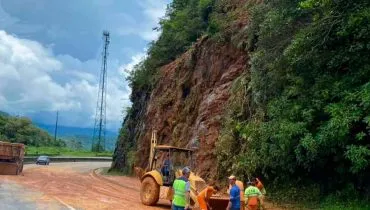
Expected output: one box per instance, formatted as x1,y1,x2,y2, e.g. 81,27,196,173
119,51,146,75
69,71,96,83
116,0,169,41
139,0,168,22
0,30,130,129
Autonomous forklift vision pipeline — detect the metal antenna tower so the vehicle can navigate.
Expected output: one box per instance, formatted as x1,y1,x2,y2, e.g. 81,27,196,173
92,31,110,152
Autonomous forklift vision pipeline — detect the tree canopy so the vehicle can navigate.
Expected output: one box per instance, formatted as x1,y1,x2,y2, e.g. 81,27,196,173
127,0,215,92
217,0,370,199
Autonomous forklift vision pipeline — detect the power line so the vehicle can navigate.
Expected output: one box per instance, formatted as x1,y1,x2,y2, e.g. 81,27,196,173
54,111,59,141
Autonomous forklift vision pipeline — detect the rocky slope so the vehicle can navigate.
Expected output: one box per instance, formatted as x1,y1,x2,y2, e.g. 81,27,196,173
112,37,248,178
111,0,249,178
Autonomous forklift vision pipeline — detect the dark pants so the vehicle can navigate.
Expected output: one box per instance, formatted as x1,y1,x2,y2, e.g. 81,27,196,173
161,167,169,176
231,208,240,210
172,204,185,210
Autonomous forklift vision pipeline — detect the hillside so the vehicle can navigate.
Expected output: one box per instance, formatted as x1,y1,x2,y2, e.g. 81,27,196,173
0,112,64,147
112,0,370,206
36,123,118,151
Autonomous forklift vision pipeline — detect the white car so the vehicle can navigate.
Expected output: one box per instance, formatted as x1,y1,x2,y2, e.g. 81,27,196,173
36,156,50,165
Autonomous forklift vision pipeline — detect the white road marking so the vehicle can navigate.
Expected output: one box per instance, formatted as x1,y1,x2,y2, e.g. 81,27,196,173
53,196,76,210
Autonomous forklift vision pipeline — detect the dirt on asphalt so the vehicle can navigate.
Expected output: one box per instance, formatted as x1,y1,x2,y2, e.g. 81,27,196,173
1,162,286,210
3,162,171,210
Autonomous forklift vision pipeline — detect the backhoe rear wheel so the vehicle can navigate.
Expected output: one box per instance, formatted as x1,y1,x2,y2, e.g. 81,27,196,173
140,176,160,206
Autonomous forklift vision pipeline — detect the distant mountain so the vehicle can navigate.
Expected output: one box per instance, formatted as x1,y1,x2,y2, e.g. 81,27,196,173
35,123,118,151
35,123,118,137
0,111,9,117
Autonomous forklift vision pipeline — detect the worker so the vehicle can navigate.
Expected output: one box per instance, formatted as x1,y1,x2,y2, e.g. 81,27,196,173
228,179,245,210
172,166,191,210
254,178,266,210
161,153,171,181
197,182,220,210
254,177,266,195
244,181,263,210
227,175,241,210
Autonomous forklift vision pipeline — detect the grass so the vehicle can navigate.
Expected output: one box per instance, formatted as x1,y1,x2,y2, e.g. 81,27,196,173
317,197,370,210
319,203,370,210
25,146,112,157
266,184,370,210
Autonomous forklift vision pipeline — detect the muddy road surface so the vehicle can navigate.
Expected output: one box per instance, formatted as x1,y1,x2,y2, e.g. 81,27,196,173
0,162,171,210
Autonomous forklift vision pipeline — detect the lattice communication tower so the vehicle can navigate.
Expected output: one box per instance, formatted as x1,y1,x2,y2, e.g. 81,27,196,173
92,31,110,152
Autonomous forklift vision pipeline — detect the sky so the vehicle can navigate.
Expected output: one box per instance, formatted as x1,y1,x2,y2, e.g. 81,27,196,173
0,0,170,132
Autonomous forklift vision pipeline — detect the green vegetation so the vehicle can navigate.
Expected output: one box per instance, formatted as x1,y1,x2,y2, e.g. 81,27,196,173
26,146,112,157
127,0,214,91
318,197,370,210
116,0,216,174
0,113,64,147
217,0,370,205
116,0,370,207
0,112,115,155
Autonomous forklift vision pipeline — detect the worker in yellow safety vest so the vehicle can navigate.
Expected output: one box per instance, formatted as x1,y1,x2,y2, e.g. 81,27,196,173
172,167,191,210
244,181,263,210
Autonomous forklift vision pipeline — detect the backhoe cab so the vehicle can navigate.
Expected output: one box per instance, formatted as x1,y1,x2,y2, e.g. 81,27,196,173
149,145,193,186
139,131,207,208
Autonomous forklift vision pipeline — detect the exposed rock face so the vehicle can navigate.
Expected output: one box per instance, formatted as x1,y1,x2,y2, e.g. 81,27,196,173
110,89,150,172
135,37,249,178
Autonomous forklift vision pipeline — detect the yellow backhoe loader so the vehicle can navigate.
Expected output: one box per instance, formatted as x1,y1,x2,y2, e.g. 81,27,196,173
137,131,207,208
137,131,240,210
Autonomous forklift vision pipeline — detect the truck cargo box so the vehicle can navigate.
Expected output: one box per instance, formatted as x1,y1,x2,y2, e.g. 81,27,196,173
0,141,25,175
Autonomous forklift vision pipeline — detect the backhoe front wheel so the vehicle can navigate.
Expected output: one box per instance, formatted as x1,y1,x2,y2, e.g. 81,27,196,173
140,176,160,206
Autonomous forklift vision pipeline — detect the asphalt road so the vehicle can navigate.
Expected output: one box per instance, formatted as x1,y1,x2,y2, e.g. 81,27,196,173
0,162,170,210
0,162,110,210
0,181,69,210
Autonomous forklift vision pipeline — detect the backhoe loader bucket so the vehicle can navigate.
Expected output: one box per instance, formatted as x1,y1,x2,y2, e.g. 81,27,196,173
208,180,245,210
209,196,245,210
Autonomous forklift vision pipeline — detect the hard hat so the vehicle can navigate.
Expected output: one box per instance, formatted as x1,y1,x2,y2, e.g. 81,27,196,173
228,175,236,180
182,166,191,174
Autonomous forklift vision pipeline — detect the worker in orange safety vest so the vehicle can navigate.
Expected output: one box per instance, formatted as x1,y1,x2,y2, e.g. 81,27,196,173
196,182,220,210
254,178,266,195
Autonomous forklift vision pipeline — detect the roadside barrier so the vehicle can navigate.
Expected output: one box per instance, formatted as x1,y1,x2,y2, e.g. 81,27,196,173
23,156,112,164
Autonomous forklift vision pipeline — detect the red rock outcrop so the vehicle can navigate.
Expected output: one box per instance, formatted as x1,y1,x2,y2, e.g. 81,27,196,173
135,36,249,178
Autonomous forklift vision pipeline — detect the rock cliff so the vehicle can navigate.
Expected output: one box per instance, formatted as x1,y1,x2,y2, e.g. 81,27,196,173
111,0,249,178
112,37,248,178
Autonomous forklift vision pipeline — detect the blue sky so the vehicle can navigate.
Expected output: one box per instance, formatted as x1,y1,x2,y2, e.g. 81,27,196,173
0,0,170,131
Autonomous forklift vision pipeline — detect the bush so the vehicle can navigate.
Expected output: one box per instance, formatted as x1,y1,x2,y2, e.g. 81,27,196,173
216,0,370,200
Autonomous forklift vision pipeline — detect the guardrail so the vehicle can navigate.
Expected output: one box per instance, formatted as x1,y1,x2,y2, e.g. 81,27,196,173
24,156,112,164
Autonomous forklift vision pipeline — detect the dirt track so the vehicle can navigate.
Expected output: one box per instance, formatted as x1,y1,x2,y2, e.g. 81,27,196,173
2,162,171,210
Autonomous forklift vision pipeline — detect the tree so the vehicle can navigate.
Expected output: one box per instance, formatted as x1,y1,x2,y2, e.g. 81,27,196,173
217,0,370,196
